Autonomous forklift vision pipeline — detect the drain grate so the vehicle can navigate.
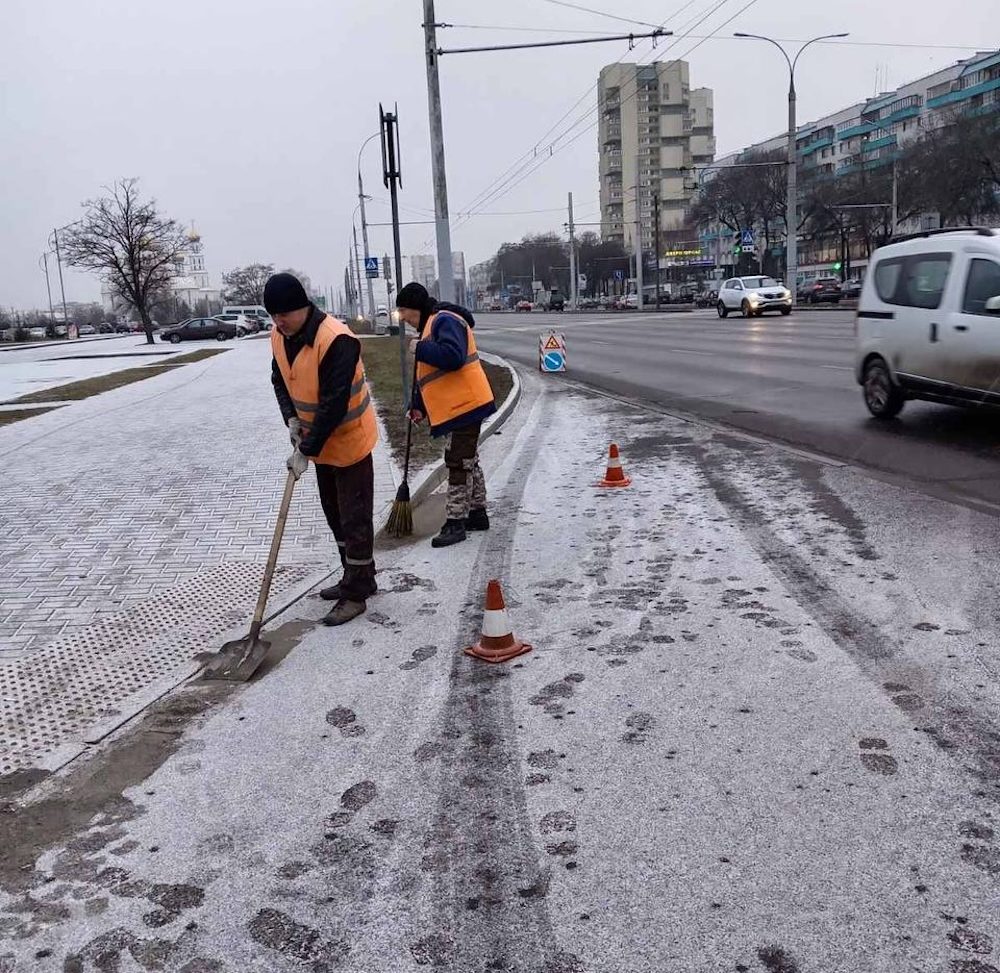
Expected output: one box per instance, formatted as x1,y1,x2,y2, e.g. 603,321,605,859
0,560,319,776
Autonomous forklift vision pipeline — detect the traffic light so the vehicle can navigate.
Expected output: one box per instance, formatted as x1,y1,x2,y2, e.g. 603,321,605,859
832,261,843,272
733,243,741,255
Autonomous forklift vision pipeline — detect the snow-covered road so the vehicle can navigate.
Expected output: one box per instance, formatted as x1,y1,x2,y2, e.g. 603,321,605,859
2,369,998,972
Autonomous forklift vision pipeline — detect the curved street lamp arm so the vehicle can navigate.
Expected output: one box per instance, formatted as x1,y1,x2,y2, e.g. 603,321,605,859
791,32,849,76
733,32,792,75
357,131,381,179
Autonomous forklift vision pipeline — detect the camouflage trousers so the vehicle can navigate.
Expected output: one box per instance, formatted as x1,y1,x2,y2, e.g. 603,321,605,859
444,421,486,520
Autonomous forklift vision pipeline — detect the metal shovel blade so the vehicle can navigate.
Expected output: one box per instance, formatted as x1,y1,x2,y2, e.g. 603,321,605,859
202,633,272,682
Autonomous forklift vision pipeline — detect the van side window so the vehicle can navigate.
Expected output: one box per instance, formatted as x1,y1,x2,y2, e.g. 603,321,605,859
873,258,904,303
962,259,1000,316
874,253,951,309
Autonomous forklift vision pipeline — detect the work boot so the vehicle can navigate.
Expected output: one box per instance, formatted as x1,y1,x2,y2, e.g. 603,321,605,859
320,580,377,602
466,507,490,532
321,599,366,626
431,518,467,548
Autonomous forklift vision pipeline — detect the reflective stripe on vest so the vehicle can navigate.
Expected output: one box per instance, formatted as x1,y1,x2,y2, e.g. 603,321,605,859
414,314,494,429
272,316,378,467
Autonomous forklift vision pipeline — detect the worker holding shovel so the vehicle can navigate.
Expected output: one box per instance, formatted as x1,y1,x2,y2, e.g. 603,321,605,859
394,282,495,549
268,272,378,626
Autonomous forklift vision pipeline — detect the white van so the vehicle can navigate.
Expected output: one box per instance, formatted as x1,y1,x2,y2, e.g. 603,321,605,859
855,227,1000,418
223,305,272,331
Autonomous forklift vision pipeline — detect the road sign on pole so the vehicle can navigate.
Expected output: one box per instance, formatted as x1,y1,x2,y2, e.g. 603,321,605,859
539,332,567,373
740,229,755,247
365,256,379,278
613,269,624,281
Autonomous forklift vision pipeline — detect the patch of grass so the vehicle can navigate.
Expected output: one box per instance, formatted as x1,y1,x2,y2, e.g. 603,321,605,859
360,336,515,470
4,349,228,405
0,407,61,427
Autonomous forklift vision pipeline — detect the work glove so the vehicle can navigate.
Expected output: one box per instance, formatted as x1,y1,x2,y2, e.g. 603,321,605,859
286,448,309,481
287,417,303,447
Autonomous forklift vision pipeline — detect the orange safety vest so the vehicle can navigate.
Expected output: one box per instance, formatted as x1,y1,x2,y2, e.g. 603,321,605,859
416,313,494,429
272,316,378,468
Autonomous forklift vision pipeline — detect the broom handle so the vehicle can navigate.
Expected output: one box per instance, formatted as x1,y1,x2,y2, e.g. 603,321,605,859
402,350,419,483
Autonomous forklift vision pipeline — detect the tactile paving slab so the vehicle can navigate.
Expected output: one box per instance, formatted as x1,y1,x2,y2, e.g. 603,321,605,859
0,560,317,776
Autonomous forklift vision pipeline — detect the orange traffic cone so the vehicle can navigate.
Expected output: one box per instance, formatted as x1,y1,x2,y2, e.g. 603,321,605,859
466,580,533,664
596,443,631,488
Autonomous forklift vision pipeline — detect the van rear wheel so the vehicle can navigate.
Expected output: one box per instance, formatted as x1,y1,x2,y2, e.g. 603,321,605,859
863,358,905,419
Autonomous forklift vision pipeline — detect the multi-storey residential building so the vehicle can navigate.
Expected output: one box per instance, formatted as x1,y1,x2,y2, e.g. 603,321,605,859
598,60,715,258
408,254,436,291
699,49,1000,283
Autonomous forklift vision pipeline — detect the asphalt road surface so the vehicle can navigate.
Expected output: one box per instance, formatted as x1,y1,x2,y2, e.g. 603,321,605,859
476,308,1000,516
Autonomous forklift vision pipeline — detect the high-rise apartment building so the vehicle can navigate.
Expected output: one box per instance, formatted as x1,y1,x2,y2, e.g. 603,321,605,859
598,60,715,255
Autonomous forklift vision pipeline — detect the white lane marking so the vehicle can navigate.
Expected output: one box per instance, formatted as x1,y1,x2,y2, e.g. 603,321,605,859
821,365,852,370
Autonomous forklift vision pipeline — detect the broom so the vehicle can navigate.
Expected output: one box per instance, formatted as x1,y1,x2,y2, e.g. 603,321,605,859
386,355,419,537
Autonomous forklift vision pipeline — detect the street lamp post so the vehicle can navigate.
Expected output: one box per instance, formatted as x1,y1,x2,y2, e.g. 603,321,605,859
358,131,381,323
734,31,848,296
351,199,370,322
39,252,55,320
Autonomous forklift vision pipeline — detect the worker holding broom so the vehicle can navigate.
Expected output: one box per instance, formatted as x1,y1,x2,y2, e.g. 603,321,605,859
393,282,495,549
267,272,378,626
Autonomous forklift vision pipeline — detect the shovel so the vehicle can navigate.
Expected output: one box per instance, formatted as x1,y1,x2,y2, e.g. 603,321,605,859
202,469,298,681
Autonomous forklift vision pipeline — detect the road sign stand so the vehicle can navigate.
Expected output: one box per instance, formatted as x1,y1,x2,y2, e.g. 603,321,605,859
539,332,567,373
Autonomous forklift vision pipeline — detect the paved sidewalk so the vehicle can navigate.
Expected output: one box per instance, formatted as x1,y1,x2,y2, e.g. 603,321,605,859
0,339,397,775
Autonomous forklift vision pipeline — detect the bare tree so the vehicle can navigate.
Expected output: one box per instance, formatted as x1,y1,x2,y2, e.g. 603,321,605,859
221,263,274,305
62,179,188,344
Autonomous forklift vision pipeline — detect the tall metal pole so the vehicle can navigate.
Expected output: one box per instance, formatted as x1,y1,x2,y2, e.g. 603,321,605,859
734,33,848,296
52,228,69,324
634,160,644,309
40,253,55,320
422,0,455,303
567,192,577,310
653,193,661,310
381,105,408,394
352,222,366,321
358,131,380,323
786,76,797,295
347,248,358,319
891,158,898,239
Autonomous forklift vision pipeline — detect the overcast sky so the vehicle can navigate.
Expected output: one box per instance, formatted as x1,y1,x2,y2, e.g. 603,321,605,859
1,0,995,309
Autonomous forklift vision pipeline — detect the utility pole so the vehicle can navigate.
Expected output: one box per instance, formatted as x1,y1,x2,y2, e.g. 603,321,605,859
39,252,55,320
567,192,577,311
381,104,408,394
652,193,661,310
358,175,376,324
51,228,69,324
352,223,365,321
347,249,358,319
422,0,455,303
891,157,898,238
634,160,644,309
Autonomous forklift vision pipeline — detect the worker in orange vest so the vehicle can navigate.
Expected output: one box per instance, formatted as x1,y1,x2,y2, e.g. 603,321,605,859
267,273,378,626
395,282,495,548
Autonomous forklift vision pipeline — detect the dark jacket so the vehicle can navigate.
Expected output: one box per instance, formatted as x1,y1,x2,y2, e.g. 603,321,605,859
271,305,361,458
411,303,495,438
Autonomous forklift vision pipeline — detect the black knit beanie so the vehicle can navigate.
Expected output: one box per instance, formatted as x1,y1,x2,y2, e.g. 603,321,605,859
263,273,310,314
395,281,433,313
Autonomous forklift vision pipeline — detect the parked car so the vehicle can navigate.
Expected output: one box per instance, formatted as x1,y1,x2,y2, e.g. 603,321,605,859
28,327,46,338
717,276,792,318
160,317,239,343
856,226,1000,419
78,323,97,336
375,304,389,319
214,312,254,336
113,323,130,334
841,277,863,299
799,276,843,304
489,301,504,312
694,290,718,309
515,300,533,312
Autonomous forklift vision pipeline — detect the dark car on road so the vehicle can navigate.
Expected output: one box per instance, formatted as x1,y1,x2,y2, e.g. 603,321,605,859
841,278,863,299
547,293,565,311
160,317,239,343
799,277,843,304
